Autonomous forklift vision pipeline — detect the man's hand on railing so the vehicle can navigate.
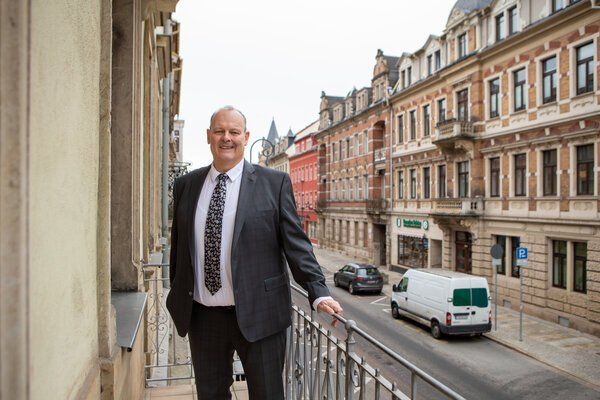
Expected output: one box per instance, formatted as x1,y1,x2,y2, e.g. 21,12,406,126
316,298,344,328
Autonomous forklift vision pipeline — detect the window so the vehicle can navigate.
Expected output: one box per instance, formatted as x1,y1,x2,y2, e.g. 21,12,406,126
398,171,404,199
458,161,469,197
401,70,406,88
399,277,408,292
354,134,359,157
338,140,342,161
453,288,489,308
397,114,404,143
434,50,441,70
577,144,594,195
410,110,416,140
495,236,507,275
508,6,518,35
458,33,467,59
338,178,342,199
423,167,431,199
573,242,587,293
457,89,469,121
513,68,526,112
346,138,350,158
542,56,557,104
427,55,432,76
354,176,359,200
552,0,562,13
438,98,446,123
552,240,567,289
438,165,446,198
423,105,430,137
514,153,527,196
489,78,500,118
576,42,594,95
363,131,368,154
407,66,412,86
495,13,505,41
410,169,417,199
511,236,521,278
490,157,501,197
398,236,428,268
363,175,368,200
543,149,557,196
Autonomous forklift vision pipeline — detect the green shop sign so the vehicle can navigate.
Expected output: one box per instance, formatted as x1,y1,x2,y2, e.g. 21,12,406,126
402,219,429,230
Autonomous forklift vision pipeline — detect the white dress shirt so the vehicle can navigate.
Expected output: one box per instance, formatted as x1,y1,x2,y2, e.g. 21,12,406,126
193,158,332,310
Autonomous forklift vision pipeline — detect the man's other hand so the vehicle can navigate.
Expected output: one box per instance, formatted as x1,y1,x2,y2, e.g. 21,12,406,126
316,298,343,328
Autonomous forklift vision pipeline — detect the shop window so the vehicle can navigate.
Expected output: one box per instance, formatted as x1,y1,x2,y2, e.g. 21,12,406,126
398,235,428,268
495,235,507,275
511,236,521,278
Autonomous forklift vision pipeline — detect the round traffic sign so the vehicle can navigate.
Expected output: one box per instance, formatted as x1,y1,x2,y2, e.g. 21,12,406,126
490,244,504,259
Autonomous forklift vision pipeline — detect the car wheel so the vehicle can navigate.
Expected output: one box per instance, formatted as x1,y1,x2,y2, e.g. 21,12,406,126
431,321,442,340
391,304,400,319
349,283,356,295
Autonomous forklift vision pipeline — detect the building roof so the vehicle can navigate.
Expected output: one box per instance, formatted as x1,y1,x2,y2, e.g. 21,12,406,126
450,0,492,14
294,119,319,141
286,127,294,138
266,118,279,143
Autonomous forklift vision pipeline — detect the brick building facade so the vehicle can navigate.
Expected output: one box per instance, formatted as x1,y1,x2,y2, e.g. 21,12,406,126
313,0,599,335
289,120,320,244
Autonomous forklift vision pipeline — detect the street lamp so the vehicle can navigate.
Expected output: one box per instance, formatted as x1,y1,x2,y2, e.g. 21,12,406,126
249,138,274,165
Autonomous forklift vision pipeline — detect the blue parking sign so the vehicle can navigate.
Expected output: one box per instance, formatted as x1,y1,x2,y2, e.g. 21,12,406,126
516,247,528,260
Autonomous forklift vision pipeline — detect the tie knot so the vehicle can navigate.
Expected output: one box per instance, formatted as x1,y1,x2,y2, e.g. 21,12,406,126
218,173,228,183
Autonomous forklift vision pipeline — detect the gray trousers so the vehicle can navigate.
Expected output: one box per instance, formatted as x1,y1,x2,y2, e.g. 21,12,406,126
188,301,287,400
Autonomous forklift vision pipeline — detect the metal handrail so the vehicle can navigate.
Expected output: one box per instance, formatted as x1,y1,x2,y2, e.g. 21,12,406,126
288,283,466,400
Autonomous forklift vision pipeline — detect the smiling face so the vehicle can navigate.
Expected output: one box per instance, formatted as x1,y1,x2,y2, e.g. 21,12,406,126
207,109,250,172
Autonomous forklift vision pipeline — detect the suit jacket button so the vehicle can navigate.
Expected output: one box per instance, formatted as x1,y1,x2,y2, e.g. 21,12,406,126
188,291,193,296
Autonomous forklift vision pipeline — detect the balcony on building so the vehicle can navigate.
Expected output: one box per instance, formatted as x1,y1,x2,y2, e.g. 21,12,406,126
432,119,476,156
430,197,483,226
366,198,388,214
374,148,386,169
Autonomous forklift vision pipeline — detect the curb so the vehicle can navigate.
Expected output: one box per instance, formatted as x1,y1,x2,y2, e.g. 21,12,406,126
484,334,600,391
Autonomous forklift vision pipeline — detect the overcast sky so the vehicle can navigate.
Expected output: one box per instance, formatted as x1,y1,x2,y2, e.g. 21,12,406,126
173,0,455,168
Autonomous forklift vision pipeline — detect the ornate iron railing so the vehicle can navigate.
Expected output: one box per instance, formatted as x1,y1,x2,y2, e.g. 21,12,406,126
168,161,191,215
286,284,466,400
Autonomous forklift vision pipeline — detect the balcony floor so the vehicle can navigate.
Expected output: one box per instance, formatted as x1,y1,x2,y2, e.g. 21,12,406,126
144,382,248,400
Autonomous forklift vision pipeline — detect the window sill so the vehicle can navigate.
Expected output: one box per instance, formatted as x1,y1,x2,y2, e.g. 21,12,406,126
568,195,598,200
538,100,558,108
112,291,148,351
487,116,501,122
509,109,527,117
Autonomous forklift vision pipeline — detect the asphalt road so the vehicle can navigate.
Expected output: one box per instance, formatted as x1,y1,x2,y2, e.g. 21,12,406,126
289,264,600,400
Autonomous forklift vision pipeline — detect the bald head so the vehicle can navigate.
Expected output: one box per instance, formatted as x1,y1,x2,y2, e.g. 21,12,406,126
209,106,247,131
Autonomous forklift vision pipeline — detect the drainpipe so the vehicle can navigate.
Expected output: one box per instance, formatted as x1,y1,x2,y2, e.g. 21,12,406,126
162,19,172,287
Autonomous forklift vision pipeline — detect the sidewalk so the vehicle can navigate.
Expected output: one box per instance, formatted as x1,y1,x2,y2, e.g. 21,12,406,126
313,247,600,389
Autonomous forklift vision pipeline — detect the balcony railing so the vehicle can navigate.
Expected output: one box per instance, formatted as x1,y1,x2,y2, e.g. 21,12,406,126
286,284,466,400
366,198,388,213
374,148,386,163
433,119,475,144
431,197,483,216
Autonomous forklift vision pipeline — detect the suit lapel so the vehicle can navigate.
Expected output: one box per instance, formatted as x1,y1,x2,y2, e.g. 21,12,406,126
187,167,210,260
231,161,256,263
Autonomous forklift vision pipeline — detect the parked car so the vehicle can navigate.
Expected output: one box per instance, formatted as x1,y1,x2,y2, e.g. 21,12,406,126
390,268,492,339
333,263,383,295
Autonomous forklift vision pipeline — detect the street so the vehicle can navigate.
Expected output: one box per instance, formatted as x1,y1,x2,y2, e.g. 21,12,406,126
289,251,600,400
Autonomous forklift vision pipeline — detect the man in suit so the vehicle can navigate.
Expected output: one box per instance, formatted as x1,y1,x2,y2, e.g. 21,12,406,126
166,106,343,399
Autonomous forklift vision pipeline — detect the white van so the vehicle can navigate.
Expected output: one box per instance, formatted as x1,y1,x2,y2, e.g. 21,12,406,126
390,269,492,339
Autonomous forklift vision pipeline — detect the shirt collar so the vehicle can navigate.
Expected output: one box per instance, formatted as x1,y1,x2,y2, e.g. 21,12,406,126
208,158,245,183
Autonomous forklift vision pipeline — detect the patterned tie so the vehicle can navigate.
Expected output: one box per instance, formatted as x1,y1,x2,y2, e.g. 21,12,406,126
204,173,228,295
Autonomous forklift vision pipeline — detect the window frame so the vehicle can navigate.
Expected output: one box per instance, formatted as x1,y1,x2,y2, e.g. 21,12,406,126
489,77,500,119
458,33,467,59
495,13,506,42
573,242,587,293
397,114,404,144
514,153,527,197
437,164,446,198
398,170,404,199
437,97,447,124
457,160,470,198
513,67,527,112
423,104,431,137
542,149,558,196
552,240,567,289
542,56,558,104
410,169,417,199
490,157,501,197
456,88,469,121
423,167,431,199
508,6,518,35
576,144,594,195
409,110,417,140
576,42,594,96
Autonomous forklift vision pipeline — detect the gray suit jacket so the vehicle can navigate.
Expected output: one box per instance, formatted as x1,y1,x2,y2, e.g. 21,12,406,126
166,161,330,342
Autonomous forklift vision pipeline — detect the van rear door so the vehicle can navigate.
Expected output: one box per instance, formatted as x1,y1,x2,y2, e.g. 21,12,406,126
450,282,473,327
469,278,490,325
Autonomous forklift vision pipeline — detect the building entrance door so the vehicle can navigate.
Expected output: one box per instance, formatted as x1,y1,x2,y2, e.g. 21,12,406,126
455,231,472,274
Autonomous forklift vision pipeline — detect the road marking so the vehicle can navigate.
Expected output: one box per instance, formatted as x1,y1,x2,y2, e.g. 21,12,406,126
382,308,391,313
370,296,388,305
